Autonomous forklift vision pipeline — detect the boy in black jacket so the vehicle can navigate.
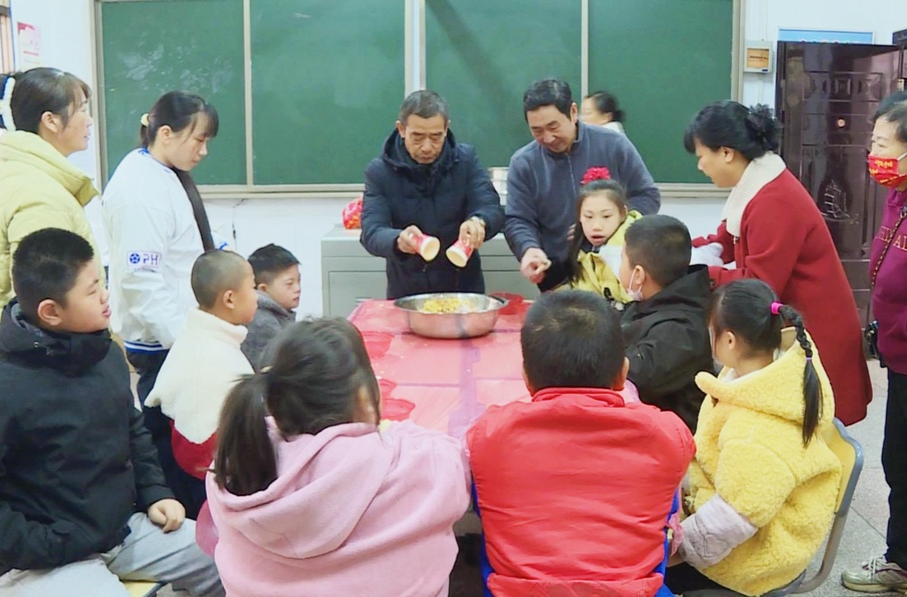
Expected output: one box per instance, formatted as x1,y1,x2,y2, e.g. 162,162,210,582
619,215,714,432
0,229,222,596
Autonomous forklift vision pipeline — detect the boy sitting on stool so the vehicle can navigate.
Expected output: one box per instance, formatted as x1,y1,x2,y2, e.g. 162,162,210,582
468,290,694,596
0,228,222,596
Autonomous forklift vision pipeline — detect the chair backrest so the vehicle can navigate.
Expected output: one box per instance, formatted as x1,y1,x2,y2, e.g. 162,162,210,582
682,418,864,597
794,418,864,594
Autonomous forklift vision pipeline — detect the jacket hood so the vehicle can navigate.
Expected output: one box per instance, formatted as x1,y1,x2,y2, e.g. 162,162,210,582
0,131,99,206
695,328,836,424
0,300,111,375
634,265,711,316
207,422,396,559
380,128,458,175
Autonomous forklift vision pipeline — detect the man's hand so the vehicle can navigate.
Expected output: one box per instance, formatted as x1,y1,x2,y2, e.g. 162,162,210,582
147,498,185,533
566,223,576,243
459,218,486,249
520,248,551,284
397,226,422,255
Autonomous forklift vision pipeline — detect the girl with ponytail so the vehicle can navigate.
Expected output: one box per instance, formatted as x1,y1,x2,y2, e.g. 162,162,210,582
667,278,842,596
206,318,470,597
683,99,871,426
102,91,220,510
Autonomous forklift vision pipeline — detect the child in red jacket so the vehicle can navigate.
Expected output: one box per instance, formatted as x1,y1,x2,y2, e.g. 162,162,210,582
467,290,695,597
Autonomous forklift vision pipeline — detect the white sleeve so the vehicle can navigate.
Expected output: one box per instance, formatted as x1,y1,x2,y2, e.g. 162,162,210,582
678,493,758,569
108,201,183,348
690,242,726,266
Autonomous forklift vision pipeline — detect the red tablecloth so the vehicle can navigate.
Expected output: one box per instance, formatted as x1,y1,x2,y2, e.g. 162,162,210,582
349,300,533,440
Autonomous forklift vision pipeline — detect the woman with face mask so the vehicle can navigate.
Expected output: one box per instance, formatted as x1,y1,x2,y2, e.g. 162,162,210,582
683,100,872,427
0,68,102,309
841,91,907,595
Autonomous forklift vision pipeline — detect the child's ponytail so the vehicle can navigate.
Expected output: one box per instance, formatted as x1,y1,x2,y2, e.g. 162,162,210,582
778,304,823,446
213,374,277,496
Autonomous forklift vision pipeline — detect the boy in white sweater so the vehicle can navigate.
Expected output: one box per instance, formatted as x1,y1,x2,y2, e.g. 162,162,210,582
146,250,257,517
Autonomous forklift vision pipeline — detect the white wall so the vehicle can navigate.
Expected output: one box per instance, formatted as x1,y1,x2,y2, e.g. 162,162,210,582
10,0,107,262
11,0,98,183
14,0,904,315
740,0,906,106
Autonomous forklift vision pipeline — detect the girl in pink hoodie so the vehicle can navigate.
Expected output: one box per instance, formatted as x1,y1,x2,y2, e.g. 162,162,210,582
205,318,471,597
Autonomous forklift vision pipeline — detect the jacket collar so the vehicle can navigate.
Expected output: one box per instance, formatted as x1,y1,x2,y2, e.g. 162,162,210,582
256,290,293,320
0,300,111,376
695,328,835,424
380,128,458,178
0,131,99,206
540,120,587,160
186,308,249,345
532,386,626,407
722,152,786,237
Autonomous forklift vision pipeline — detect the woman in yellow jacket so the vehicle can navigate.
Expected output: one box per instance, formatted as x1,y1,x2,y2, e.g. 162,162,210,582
0,68,101,308
563,170,641,305
667,279,842,596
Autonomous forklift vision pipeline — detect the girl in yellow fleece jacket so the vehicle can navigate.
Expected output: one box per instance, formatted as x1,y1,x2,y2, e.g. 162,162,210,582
668,278,841,596
564,170,640,305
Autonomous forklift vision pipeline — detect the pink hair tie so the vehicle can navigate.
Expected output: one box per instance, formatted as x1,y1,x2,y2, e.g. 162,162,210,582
770,301,783,315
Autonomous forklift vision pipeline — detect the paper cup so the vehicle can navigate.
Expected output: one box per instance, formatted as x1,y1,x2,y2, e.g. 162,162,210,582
446,240,474,268
410,231,440,261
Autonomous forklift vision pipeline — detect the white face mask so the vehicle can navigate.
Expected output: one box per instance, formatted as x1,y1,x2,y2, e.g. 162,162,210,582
621,269,645,302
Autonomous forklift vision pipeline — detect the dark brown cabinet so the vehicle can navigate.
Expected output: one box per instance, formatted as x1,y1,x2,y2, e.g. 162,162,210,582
776,41,906,324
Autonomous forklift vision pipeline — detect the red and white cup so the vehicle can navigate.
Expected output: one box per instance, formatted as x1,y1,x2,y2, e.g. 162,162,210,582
446,239,474,268
410,231,440,261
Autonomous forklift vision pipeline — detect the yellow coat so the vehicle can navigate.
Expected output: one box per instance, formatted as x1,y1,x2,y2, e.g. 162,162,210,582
568,210,641,302
686,328,841,596
0,132,101,308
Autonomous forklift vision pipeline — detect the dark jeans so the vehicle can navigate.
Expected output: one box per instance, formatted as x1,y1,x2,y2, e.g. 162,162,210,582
884,370,907,568
665,563,729,594
127,350,207,520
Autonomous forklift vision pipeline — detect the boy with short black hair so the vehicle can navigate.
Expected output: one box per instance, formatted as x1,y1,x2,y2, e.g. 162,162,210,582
468,290,694,596
619,214,715,431
241,243,300,369
147,250,258,517
0,228,222,596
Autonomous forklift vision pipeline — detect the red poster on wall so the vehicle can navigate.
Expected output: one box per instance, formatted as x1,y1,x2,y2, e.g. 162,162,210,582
16,22,42,69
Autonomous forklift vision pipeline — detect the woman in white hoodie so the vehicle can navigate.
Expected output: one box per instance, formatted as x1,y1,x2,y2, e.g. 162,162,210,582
206,318,471,597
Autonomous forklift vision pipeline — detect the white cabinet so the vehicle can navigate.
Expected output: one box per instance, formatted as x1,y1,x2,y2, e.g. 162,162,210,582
321,227,539,317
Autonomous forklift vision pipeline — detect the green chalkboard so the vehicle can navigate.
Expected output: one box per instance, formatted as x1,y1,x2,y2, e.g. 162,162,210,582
251,0,406,185
589,0,733,183
425,0,582,169
100,0,246,185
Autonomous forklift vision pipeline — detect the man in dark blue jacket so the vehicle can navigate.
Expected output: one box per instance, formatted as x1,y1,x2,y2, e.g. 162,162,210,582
361,90,504,299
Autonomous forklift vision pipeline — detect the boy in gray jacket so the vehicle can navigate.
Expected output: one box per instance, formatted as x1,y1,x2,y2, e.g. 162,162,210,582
241,244,300,370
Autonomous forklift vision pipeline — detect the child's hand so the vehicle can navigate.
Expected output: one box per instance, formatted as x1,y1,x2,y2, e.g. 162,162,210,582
148,498,186,533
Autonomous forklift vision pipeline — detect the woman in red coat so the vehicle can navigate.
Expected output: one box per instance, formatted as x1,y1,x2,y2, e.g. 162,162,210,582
684,100,871,425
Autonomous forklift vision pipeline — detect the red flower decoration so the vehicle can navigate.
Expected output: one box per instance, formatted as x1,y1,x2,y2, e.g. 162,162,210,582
582,167,611,186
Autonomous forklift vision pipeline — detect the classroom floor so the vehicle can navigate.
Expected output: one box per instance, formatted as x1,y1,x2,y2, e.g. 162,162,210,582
158,361,898,597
